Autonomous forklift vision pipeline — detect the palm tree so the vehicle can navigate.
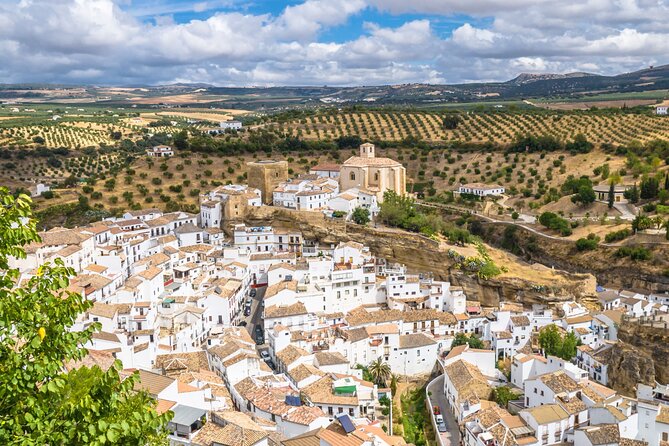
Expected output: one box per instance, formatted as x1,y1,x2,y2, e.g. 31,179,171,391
368,357,391,387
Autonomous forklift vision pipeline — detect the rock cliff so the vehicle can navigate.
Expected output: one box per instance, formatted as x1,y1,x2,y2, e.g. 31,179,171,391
479,222,669,293
608,316,669,395
240,207,597,308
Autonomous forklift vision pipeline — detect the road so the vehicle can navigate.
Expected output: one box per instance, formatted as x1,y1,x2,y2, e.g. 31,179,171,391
241,284,268,349
426,374,460,446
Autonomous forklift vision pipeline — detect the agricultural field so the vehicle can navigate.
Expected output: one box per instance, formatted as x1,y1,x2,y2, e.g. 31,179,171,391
279,110,669,146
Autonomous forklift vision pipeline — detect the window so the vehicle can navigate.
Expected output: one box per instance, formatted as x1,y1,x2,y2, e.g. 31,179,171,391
350,172,356,181
374,172,379,182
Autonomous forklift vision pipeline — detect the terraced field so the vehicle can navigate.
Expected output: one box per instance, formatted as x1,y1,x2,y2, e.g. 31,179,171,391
281,111,669,145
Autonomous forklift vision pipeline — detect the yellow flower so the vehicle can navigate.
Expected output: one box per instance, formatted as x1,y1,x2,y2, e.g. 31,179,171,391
38,327,46,340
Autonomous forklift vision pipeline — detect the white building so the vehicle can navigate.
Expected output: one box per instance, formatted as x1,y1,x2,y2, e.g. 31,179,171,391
656,106,668,115
145,145,174,157
457,183,505,197
200,184,262,228
273,175,338,211
310,164,341,179
219,120,242,130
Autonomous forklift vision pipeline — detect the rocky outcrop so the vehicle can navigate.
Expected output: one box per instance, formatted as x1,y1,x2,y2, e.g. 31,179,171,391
606,342,656,397
451,270,597,309
479,222,669,293
240,207,597,308
616,316,669,385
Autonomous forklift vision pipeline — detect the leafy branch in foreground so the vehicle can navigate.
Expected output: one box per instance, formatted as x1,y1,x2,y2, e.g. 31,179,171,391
0,188,171,445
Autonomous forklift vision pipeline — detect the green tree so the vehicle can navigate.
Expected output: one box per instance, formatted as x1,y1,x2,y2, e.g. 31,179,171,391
640,176,660,199
608,182,615,209
442,114,462,130
538,325,579,360
493,386,520,408
538,325,562,357
173,130,189,150
351,207,370,225
0,189,171,444
571,183,596,205
368,357,392,387
451,333,485,349
559,332,579,361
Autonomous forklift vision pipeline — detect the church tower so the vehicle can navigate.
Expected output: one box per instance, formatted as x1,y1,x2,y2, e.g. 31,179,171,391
359,143,375,158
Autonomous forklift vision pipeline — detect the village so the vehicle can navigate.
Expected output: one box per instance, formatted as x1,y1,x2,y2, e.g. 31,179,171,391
7,143,668,446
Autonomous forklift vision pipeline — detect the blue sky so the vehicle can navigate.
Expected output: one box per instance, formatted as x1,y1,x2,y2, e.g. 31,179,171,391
0,0,666,86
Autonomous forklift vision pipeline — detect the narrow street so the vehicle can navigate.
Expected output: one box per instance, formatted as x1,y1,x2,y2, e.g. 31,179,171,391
426,374,460,446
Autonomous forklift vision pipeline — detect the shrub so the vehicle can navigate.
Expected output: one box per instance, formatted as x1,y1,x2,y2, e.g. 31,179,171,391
615,246,652,261
575,234,599,251
538,212,572,236
604,228,631,243
656,204,669,214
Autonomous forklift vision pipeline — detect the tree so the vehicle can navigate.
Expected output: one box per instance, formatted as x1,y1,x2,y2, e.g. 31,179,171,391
351,207,370,225
0,188,171,444
368,357,392,387
571,183,595,205
539,325,579,360
566,133,593,154
624,183,639,204
558,332,579,361
608,182,615,209
493,386,520,408
451,333,485,349
511,211,519,221
442,114,462,130
538,325,562,357
173,130,189,150
640,176,660,199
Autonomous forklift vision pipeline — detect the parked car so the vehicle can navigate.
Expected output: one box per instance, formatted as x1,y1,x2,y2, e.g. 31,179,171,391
249,288,257,298
266,360,276,370
435,414,444,425
433,405,441,416
254,324,264,345
437,422,447,433
244,306,251,317
260,350,270,361
238,321,247,327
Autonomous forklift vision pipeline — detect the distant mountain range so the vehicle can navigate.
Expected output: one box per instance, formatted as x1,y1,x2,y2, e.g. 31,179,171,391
1,64,668,108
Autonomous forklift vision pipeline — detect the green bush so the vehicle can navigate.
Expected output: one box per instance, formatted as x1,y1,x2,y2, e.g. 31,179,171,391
615,246,652,261
575,234,599,251
538,212,572,236
657,204,669,214
604,228,631,243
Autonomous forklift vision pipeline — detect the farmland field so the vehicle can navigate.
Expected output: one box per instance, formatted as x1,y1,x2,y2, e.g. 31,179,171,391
278,110,669,145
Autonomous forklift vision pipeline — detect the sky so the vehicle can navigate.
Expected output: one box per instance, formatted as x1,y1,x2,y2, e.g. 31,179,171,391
0,0,668,86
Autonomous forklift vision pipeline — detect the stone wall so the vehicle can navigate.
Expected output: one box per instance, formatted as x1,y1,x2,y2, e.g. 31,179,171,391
247,160,288,205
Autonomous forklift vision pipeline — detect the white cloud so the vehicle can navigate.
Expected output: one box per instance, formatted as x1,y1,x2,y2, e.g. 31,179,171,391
0,0,668,85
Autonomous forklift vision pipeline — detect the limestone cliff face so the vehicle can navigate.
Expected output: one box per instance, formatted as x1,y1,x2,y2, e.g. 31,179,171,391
609,320,669,394
450,271,597,309
606,343,656,397
240,207,596,308
480,222,669,293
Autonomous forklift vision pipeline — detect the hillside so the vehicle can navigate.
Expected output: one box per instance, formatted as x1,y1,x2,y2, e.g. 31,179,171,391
2,64,669,108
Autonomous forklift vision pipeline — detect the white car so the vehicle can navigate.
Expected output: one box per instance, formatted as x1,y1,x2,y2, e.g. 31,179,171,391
260,350,271,361
435,414,444,424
